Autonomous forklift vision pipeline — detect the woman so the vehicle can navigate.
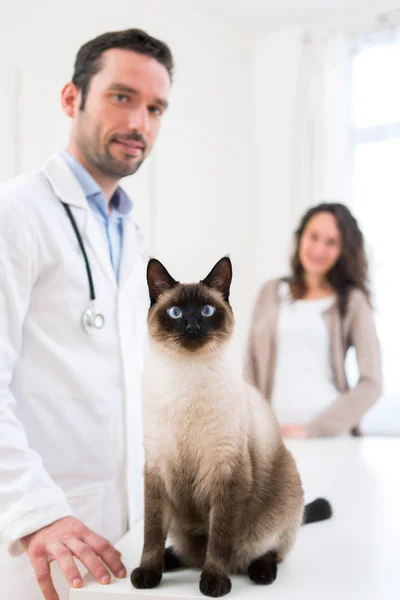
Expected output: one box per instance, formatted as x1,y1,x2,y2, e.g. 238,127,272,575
245,203,382,438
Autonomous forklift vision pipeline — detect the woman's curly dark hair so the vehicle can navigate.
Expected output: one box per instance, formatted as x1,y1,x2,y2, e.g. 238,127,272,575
289,202,370,317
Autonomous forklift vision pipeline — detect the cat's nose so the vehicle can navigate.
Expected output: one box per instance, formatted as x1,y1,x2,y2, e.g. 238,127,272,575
185,321,200,334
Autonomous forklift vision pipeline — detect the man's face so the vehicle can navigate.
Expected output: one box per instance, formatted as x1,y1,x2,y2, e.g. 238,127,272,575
69,49,171,179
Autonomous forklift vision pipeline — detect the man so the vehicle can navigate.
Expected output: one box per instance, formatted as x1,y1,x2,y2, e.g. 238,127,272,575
0,29,173,600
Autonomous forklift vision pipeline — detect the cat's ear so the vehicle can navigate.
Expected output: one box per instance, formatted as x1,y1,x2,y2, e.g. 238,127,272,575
147,259,179,305
201,257,232,302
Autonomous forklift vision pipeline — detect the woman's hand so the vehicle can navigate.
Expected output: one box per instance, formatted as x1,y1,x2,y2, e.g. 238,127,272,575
280,424,308,438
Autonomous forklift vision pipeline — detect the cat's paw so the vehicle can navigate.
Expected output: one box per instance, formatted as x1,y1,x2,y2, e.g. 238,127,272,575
130,566,162,589
164,546,185,571
199,572,232,597
248,552,278,585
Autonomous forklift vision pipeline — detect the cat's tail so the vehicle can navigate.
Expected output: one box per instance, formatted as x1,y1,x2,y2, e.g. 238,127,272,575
302,497,332,525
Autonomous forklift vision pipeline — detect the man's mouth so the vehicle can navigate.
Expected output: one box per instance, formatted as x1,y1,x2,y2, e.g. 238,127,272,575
112,139,145,157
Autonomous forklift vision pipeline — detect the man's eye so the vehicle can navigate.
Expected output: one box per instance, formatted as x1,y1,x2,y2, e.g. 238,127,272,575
148,105,162,116
114,94,129,103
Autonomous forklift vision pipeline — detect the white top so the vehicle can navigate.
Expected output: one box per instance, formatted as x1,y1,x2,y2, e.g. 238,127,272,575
70,438,400,600
272,281,338,425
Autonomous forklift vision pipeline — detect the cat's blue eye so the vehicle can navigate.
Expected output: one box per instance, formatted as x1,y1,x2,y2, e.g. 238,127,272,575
168,306,182,319
201,305,215,317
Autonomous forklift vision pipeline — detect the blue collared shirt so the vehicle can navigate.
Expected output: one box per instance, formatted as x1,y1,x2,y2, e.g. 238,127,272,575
60,151,133,284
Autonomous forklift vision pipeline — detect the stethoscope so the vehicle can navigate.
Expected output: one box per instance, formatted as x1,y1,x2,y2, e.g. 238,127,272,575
61,202,105,335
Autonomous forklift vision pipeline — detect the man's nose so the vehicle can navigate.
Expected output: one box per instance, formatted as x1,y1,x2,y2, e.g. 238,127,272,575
128,104,150,134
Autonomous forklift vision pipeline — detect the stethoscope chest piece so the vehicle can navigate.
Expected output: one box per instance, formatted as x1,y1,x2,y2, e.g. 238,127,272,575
82,302,105,335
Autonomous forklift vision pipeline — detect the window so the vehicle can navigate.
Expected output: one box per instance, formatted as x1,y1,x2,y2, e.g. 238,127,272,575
350,37,400,432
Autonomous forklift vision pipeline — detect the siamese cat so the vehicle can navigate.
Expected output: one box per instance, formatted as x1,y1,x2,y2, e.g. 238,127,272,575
131,257,332,597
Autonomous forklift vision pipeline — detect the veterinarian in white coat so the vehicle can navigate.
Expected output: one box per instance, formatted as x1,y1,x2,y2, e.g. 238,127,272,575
0,29,173,600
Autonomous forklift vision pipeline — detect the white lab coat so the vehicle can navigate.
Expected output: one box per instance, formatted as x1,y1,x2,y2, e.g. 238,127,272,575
0,154,148,599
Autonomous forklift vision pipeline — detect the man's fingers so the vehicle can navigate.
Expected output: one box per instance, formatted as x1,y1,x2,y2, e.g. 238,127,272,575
65,539,112,584
32,554,59,600
50,542,83,589
82,531,126,578
23,518,125,595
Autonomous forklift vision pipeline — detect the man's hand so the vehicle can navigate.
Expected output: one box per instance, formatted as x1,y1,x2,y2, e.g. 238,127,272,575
280,424,308,438
21,516,126,600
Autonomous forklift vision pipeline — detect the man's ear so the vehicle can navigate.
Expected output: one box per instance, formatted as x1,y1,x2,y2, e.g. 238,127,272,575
61,82,80,118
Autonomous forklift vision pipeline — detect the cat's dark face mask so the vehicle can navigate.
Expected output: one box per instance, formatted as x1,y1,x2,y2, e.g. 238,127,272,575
146,257,234,353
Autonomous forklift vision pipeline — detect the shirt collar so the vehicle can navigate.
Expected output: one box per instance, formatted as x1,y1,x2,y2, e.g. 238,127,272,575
111,187,133,216
60,150,133,217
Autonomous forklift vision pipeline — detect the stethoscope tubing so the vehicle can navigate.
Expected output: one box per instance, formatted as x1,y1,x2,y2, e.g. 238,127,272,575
61,202,96,301
60,201,104,333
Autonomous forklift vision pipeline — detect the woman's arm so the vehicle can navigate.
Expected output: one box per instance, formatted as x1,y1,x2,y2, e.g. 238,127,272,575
307,291,383,437
243,281,274,390
244,323,258,389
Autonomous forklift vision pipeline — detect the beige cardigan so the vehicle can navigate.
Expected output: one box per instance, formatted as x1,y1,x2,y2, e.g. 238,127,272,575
244,279,383,436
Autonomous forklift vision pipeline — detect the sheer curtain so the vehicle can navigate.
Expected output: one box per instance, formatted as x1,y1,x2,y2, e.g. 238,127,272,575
349,20,400,435
253,28,351,287
290,30,351,227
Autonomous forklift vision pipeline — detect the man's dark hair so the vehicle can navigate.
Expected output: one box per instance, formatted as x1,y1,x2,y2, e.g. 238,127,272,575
72,28,174,109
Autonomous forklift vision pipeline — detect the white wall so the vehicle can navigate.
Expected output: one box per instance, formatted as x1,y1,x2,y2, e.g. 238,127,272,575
0,0,256,346
252,30,302,290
